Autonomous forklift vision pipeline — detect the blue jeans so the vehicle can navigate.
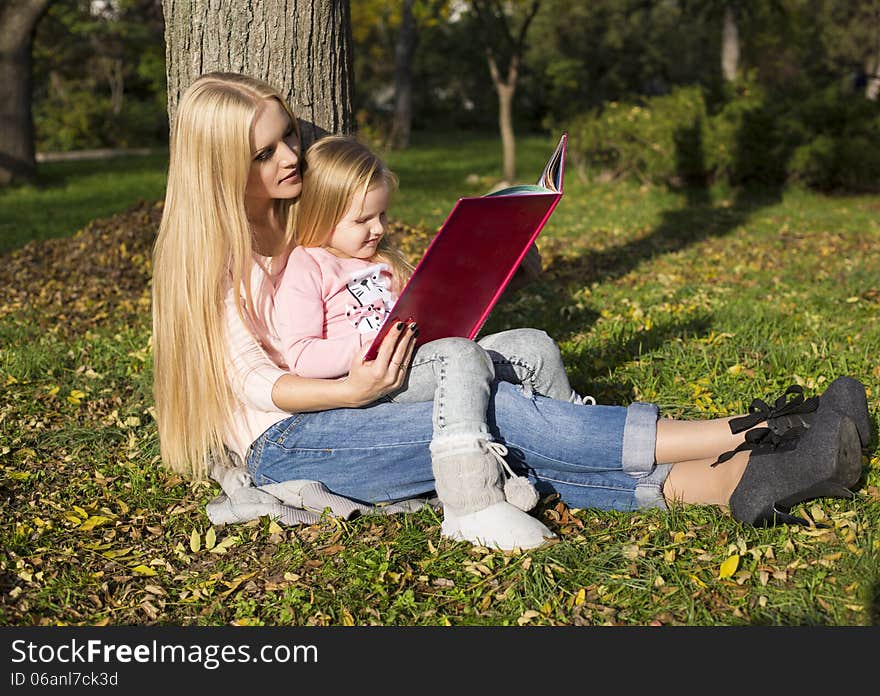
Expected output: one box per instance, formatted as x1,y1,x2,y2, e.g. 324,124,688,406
246,381,670,513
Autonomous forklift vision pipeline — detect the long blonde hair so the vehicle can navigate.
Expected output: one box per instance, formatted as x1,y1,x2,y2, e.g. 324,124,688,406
152,72,300,480
296,136,413,291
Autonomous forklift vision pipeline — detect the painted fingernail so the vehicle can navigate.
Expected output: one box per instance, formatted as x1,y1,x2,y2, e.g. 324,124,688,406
413,329,419,337
409,322,418,331
396,322,404,331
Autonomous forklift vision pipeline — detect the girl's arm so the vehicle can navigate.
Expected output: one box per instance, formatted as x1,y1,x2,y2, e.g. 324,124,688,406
275,251,368,378
271,323,417,410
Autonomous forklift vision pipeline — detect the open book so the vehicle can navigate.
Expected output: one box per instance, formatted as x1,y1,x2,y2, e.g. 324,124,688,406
364,132,567,361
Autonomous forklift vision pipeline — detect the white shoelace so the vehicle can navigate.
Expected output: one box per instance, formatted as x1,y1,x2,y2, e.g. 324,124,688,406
484,440,517,479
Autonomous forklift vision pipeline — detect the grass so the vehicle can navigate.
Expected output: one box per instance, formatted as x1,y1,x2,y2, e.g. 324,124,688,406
0,150,168,256
1,132,879,627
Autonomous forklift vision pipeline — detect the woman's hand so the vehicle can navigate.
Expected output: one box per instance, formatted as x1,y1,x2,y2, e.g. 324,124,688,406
342,322,418,406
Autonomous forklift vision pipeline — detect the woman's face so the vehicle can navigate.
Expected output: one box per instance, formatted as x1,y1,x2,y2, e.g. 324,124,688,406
245,98,302,202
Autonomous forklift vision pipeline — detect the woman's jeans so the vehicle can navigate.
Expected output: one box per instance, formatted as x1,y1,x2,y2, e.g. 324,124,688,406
246,375,670,513
388,328,583,438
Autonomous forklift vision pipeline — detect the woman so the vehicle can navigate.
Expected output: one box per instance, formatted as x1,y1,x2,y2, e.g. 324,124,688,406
152,72,869,551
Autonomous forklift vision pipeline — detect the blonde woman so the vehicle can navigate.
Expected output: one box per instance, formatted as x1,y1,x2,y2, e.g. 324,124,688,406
152,72,869,552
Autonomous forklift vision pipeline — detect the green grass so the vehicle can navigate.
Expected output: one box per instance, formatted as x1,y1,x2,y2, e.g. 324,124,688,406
0,151,168,256
1,133,879,627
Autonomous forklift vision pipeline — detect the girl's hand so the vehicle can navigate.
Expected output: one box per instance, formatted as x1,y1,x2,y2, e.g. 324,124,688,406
342,322,417,406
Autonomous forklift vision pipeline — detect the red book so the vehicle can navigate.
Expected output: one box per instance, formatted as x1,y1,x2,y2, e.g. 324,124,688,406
364,132,567,361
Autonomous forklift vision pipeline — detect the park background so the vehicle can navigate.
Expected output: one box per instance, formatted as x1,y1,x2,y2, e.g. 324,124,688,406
1,0,879,626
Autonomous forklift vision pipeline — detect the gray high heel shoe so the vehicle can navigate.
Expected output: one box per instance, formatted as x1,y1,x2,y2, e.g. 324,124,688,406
726,409,862,527
729,376,871,449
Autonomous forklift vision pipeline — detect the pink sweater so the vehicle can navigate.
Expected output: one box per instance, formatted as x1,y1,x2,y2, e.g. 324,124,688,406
221,253,291,464
274,246,397,379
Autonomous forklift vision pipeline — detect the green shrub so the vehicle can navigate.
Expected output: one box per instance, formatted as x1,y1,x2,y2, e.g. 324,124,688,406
567,86,710,185
566,76,880,192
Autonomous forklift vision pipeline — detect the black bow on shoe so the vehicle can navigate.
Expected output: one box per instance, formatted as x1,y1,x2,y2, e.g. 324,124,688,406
728,385,819,435
712,424,803,467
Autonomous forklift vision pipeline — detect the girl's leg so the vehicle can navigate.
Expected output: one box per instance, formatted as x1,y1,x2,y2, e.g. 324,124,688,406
477,328,587,403
388,338,553,549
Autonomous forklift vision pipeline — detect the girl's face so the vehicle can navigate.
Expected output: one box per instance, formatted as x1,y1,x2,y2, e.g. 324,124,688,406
326,182,390,260
245,98,302,203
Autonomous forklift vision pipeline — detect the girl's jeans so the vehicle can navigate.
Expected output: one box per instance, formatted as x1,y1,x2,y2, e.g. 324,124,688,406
387,328,582,438
247,333,669,512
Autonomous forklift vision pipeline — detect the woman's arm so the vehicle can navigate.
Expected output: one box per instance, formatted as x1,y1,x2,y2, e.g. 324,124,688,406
271,323,417,410
225,277,416,414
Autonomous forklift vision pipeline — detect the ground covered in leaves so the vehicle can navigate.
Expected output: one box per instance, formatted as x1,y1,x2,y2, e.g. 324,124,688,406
1,191,879,626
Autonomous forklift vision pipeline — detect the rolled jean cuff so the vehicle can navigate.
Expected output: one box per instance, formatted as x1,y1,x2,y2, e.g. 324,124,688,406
621,402,669,510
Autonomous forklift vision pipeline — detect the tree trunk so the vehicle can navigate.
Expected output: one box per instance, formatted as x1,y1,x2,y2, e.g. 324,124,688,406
866,54,879,101
162,0,355,145
0,0,52,185
721,5,740,82
497,82,516,183
487,52,518,183
388,0,418,150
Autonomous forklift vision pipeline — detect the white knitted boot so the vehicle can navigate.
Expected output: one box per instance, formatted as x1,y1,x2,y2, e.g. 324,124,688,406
431,436,555,551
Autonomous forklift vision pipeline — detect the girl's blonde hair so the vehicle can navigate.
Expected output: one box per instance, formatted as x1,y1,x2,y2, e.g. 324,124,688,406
152,72,300,480
296,135,413,290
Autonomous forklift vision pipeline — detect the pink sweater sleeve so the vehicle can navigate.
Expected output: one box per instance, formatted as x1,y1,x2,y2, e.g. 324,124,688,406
274,249,365,379
223,284,286,412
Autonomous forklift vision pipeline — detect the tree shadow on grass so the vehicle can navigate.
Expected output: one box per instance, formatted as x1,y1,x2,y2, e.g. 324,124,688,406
562,313,713,405
532,107,792,344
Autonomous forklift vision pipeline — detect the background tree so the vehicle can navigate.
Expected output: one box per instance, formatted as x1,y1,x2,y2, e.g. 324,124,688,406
388,0,419,149
162,0,355,144
470,0,541,183
32,0,167,152
0,0,52,185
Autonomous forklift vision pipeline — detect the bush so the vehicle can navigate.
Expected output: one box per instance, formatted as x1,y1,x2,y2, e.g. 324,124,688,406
566,86,710,185
565,76,880,192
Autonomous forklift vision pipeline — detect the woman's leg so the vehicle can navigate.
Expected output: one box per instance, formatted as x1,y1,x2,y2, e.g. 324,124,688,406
247,383,661,511
247,381,841,522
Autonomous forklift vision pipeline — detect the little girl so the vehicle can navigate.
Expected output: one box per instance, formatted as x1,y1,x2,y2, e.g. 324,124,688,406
274,136,592,551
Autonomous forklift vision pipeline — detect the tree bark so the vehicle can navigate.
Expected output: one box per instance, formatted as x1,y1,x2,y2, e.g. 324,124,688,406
487,53,518,184
162,0,355,145
866,54,879,101
473,0,540,184
0,0,52,185
388,0,418,150
721,4,740,82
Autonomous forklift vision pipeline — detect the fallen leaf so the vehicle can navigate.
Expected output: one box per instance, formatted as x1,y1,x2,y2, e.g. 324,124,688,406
718,554,739,578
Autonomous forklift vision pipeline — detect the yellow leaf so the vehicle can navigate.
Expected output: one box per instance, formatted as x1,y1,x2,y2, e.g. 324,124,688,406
573,587,586,607
727,364,744,375
267,520,283,535
341,610,355,626
689,574,707,588
189,528,201,553
78,516,112,531
204,527,217,550
719,554,740,579
132,565,158,576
